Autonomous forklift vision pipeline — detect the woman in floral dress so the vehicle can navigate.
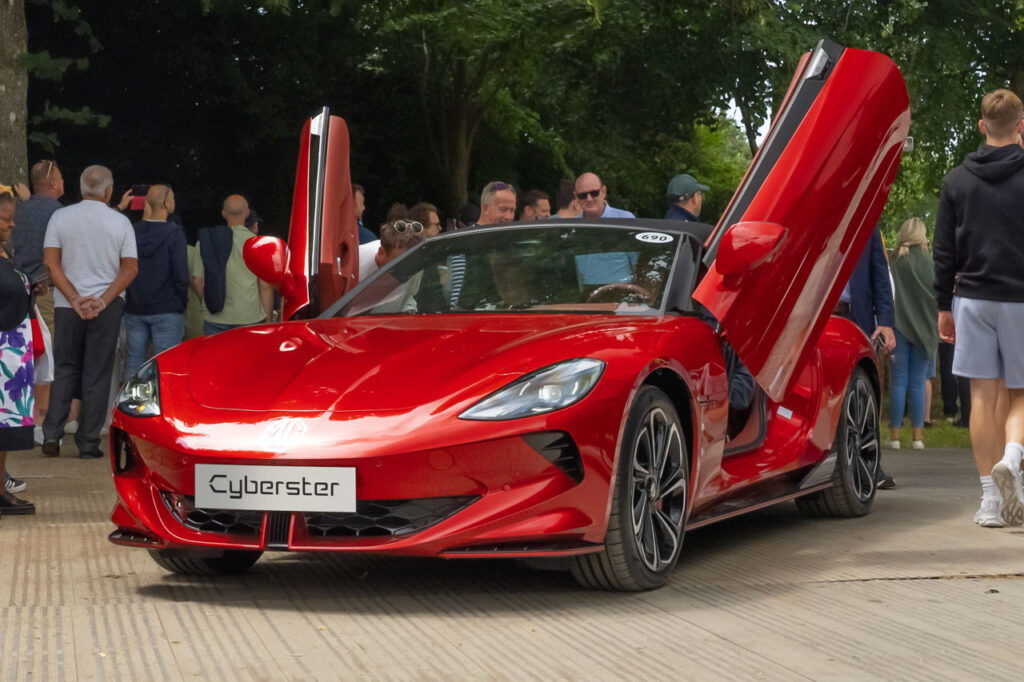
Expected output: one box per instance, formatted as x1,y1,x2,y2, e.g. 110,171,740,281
0,191,35,514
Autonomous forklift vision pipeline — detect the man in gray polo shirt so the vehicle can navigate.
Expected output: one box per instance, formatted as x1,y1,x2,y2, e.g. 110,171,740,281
42,165,138,459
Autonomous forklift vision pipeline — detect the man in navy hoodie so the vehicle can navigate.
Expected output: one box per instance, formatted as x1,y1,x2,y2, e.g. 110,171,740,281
123,185,189,376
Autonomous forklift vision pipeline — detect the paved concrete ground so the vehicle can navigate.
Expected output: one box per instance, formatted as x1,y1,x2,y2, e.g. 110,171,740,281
1,445,1022,681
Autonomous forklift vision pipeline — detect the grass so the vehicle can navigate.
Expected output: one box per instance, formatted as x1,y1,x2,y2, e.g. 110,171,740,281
880,393,972,450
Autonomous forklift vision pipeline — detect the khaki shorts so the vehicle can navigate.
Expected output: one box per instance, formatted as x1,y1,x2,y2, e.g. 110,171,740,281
35,287,55,335
952,296,1024,388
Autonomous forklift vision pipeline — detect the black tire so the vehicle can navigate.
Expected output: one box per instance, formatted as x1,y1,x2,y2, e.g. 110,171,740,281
796,367,879,517
572,386,689,591
149,549,263,575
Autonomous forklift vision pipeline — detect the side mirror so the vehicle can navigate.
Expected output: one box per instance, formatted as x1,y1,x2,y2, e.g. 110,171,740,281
715,222,787,276
243,236,289,285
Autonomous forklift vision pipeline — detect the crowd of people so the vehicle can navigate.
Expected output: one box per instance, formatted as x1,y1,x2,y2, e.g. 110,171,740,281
1,88,1023,532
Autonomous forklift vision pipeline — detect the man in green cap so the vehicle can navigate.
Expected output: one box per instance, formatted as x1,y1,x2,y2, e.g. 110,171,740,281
665,173,709,221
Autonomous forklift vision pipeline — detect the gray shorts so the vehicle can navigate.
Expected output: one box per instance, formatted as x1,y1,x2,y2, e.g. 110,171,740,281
952,296,1024,388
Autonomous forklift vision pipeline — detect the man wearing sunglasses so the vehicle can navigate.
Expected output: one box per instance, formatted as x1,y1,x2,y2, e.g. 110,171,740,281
573,172,635,219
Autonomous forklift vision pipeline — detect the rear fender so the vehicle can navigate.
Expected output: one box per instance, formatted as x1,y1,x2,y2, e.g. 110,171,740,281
809,315,878,452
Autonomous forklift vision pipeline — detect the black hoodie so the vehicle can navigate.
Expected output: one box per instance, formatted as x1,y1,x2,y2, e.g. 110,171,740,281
125,219,189,315
933,143,1024,310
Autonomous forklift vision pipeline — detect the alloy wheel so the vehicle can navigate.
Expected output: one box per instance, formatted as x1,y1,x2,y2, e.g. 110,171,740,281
844,376,879,502
630,407,687,573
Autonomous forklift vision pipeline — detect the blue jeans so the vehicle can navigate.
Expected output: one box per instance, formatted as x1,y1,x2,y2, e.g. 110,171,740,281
124,312,184,377
890,328,928,428
202,320,249,336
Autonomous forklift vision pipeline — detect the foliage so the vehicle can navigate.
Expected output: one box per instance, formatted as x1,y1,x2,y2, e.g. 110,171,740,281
14,0,1024,242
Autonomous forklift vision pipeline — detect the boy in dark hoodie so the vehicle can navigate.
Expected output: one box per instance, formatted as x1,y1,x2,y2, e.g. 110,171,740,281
124,185,189,376
934,89,1024,528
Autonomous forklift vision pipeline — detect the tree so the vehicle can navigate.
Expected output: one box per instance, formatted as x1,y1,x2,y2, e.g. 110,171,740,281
1,1,107,185
0,1,29,185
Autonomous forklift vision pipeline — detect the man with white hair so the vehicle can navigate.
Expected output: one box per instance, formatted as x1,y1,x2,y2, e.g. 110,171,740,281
41,165,137,459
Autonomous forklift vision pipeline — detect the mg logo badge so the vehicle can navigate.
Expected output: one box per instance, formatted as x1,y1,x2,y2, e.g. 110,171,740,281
262,418,307,451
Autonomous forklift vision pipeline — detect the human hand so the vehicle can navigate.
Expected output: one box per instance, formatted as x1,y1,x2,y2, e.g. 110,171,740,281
71,296,98,320
31,281,48,297
117,189,133,212
13,183,30,201
938,311,955,344
872,325,896,353
84,298,107,318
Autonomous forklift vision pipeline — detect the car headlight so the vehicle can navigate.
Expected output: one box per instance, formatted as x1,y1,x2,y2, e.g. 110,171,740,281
459,358,605,421
117,359,161,417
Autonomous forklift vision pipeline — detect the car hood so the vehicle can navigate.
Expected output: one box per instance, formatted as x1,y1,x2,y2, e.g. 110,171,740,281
186,315,654,413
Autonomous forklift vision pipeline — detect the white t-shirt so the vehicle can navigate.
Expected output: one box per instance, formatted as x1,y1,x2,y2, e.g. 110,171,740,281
43,200,137,307
358,240,381,282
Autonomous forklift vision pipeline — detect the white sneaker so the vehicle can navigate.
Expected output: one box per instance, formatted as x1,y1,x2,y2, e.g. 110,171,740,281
975,498,1005,527
992,461,1024,526
912,440,925,450
64,420,78,434
885,440,901,449
34,425,44,445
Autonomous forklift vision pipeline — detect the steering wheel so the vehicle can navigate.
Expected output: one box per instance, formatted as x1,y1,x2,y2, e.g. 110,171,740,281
585,282,654,304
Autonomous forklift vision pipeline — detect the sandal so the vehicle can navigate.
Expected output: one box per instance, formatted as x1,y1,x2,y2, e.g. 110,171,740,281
0,491,36,515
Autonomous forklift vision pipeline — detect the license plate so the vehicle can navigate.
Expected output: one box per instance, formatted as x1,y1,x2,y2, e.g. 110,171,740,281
194,465,356,512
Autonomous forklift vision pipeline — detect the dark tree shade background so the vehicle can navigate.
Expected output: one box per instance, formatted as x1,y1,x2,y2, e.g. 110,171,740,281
13,0,1024,244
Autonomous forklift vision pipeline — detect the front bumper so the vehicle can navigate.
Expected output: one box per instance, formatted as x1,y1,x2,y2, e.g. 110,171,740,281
108,418,613,558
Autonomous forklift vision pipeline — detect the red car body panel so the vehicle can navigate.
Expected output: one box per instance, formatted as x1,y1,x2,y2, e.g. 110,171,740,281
278,111,360,320
695,47,909,401
109,43,907,565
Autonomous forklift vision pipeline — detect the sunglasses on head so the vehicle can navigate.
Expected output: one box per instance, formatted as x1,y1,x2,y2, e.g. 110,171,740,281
575,189,601,200
392,220,424,234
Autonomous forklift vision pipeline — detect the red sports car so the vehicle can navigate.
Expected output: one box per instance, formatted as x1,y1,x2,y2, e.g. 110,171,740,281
109,40,909,590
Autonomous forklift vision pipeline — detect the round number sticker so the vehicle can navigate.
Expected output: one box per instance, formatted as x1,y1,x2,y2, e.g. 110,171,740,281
635,232,674,244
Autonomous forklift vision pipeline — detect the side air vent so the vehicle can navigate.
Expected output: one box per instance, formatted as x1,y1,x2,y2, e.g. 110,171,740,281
112,428,137,474
523,431,584,483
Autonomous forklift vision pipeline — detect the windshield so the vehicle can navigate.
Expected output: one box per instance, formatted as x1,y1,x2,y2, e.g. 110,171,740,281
331,225,682,317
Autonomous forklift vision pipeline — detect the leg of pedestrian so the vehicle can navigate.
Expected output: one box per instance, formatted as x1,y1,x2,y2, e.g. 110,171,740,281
971,378,1008,526
42,307,85,455
888,330,910,448
907,341,929,448
76,299,125,457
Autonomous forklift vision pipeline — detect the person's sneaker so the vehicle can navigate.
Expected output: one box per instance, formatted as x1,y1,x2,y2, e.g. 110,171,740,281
77,450,104,460
992,461,1024,526
33,425,44,445
975,498,1005,528
912,440,925,450
64,420,78,434
885,439,901,449
945,416,956,423
4,472,26,494
41,440,60,457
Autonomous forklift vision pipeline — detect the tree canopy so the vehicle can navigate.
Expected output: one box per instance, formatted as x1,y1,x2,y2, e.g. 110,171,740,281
1,0,1021,242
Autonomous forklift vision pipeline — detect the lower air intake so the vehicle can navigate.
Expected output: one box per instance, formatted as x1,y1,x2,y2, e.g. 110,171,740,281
161,492,264,537
305,496,477,538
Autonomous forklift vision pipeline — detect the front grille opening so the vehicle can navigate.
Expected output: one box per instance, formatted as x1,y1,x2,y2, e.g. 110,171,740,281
112,429,137,474
305,496,476,538
523,431,584,483
160,492,264,537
